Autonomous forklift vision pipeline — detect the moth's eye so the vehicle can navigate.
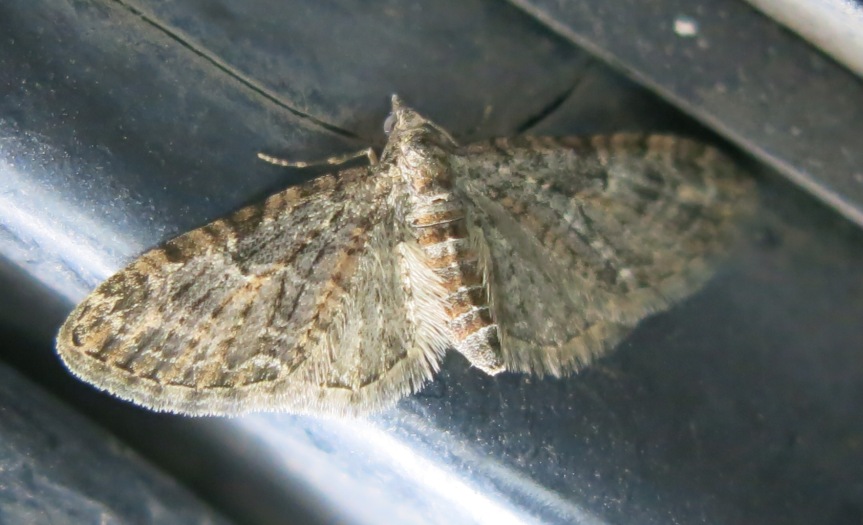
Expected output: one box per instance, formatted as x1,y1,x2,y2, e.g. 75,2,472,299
383,113,396,134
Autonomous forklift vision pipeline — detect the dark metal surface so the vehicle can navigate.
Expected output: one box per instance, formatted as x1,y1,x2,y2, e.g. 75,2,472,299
0,363,232,525
1,1,862,524
510,0,863,228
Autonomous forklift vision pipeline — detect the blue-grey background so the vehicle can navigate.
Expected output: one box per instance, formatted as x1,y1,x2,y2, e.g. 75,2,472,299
1,1,862,524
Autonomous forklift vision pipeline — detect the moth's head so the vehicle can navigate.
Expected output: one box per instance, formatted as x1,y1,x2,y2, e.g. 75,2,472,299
381,95,458,167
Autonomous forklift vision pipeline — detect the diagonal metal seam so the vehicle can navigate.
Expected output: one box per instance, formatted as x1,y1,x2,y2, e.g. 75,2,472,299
504,0,863,229
109,0,362,141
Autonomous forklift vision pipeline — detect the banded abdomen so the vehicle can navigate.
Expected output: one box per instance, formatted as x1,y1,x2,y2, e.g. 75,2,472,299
403,157,503,374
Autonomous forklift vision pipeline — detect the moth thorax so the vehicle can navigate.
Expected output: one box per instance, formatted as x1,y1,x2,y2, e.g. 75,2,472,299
398,151,453,200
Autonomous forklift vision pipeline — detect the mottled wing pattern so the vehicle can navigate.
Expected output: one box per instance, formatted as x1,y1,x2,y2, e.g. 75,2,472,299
455,135,754,376
57,168,443,416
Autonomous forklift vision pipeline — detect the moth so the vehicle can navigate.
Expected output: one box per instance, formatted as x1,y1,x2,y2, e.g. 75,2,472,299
57,96,754,417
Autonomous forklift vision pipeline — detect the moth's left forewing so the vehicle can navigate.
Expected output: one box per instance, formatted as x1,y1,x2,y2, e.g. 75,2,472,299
453,135,755,376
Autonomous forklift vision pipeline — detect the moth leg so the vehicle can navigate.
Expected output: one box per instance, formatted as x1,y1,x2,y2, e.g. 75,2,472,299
257,147,379,168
